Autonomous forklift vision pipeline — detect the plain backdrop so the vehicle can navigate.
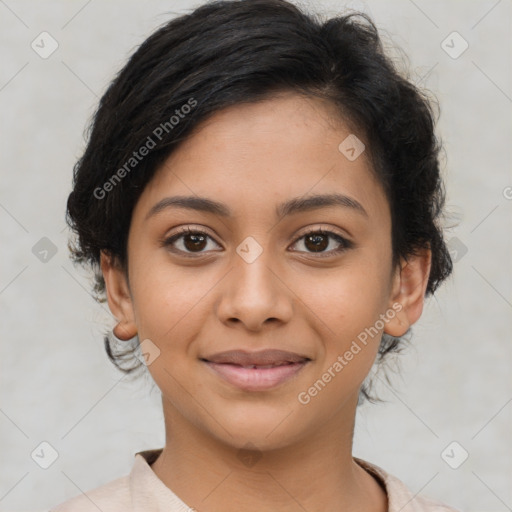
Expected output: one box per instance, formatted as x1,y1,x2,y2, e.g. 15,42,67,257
0,1,511,511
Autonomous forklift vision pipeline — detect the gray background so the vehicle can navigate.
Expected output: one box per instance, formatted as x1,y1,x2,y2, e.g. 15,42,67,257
1,0,511,511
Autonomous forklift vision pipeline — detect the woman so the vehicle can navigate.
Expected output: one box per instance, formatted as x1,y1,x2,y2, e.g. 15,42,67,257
52,0,458,510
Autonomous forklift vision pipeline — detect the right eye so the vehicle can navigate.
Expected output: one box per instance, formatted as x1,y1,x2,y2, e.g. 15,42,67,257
162,226,222,257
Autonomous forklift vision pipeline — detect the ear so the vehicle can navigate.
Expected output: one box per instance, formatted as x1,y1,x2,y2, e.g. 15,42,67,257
384,248,432,337
100,250,137,340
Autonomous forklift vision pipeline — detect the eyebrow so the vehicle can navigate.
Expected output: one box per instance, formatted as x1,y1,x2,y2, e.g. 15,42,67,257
145,192,368,220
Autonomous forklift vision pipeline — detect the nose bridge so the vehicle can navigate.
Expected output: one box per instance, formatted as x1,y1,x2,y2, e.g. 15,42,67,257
234,246,277,298
217,237,293,329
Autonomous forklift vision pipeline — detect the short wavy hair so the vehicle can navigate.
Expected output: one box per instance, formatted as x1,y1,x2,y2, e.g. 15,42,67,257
66,0,453,401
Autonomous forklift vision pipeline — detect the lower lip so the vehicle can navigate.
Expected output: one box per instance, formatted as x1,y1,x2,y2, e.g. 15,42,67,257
204,361,308,391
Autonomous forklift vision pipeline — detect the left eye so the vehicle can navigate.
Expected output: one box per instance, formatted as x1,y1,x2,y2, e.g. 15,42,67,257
290,229,352,256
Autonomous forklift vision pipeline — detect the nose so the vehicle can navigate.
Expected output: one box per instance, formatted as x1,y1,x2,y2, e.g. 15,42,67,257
216,246,294,332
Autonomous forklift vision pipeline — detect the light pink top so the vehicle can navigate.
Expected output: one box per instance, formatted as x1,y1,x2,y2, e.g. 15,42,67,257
50,448,460,511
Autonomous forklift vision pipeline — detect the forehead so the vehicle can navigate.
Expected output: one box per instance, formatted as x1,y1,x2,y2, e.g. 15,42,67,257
133,92,389,225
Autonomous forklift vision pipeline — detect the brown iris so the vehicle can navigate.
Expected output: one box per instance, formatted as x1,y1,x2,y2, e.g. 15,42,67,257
183,233,208,252
304,233,328,252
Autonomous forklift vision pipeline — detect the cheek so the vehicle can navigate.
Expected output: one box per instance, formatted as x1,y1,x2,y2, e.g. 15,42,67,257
294,254,393,389
128,250,216,341
292,270,389,415
296,258,392,338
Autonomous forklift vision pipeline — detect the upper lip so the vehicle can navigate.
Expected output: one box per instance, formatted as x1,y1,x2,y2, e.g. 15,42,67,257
202,349,310,366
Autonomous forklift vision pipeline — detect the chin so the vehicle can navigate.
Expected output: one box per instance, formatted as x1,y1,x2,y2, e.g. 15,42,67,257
200,401,311,452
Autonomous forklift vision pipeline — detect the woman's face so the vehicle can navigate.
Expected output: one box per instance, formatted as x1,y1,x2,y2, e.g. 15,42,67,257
103,92,426,450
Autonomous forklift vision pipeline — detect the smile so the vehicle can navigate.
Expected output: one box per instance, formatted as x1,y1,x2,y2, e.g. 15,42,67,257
201,349,310,391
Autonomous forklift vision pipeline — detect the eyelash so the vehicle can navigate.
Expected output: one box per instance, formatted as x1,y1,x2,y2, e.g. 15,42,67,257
162,226,353,258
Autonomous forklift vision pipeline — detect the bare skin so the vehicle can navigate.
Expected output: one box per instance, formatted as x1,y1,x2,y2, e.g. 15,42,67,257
101,91,431,512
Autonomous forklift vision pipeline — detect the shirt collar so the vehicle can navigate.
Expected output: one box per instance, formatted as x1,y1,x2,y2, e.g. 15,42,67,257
130,448,194,511
130,448,433,512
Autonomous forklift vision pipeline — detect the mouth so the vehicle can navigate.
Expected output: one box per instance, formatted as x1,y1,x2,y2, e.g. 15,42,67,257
200,349,311,391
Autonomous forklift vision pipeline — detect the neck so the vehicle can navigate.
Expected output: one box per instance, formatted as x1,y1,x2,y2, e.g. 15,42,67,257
150,394,387,512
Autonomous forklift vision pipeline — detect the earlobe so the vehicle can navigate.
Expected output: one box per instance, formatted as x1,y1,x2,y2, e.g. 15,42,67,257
384,249,432,337
100,250,138,340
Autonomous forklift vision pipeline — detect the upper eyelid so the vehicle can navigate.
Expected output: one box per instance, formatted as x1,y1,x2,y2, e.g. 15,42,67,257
293,225,350,240
167,225,221,244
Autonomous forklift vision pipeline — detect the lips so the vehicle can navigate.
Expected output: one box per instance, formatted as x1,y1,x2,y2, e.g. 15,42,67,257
201,349,310,391
202,349,309,366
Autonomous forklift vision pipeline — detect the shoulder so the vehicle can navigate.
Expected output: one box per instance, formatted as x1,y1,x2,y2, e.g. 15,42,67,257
49,475,131,512
354,458,462,512
49,449,165,512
